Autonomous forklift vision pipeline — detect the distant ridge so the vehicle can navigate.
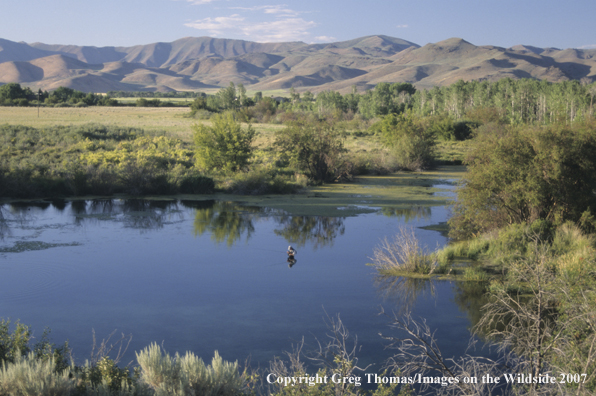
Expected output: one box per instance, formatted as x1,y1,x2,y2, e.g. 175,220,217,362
1,35,594,93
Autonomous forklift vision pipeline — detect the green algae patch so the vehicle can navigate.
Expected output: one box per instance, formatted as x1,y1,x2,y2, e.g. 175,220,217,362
0,241,82,253
180,165,463,217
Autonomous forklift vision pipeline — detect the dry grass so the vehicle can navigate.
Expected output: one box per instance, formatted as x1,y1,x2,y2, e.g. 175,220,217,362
0,106,197,139
371,227,438,275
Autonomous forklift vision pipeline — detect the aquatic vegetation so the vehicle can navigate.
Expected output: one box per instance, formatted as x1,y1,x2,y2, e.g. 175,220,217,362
0,241,81,253
370,227,439,275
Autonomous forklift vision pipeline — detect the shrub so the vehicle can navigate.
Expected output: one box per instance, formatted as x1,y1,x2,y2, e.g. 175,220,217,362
73,357,138,395
450,124,596,238
371,112,435,170
0,353,73,396
223,169,302,195
274,120,349,183
136,344,245,396
178,172,215,194
0,319,31,364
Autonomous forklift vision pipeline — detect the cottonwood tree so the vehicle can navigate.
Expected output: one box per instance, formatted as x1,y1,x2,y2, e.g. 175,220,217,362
193,112,255,173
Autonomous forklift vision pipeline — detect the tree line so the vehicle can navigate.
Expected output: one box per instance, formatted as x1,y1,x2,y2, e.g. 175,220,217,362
4,77,596,123
190,79,596,126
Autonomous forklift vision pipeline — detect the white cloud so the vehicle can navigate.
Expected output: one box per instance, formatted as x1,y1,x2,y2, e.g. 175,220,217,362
185,15,245,36
578,44,596,49
314,36,336,42
242,18,317,42
184,4,318,42
396,24,409,28
229,5,299,16
175,0,219,4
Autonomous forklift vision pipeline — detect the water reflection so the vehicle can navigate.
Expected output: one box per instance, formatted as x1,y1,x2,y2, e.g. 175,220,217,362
1,199,350,248
0,208,8,241
287,256,297,268
187,201,347,248
50,199,68,211
374,274,491,328
452,281,490,329
191,201,260,246
374,274,436,313
380,205,432,222
274,216,345,248
71,199,183,231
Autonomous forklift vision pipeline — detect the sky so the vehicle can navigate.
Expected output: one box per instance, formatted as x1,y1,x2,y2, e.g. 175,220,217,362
1,0,595,50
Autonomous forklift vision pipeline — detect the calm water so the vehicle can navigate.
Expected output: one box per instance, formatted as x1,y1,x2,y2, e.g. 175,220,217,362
0,194,483,370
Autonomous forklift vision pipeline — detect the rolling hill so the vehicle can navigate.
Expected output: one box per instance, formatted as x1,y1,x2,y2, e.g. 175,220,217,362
1,35,594,93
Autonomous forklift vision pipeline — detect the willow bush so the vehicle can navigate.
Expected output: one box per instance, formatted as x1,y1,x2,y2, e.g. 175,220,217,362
450,122,596,238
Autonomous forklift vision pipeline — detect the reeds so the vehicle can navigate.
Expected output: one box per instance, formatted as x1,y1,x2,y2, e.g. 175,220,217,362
371,227,438,275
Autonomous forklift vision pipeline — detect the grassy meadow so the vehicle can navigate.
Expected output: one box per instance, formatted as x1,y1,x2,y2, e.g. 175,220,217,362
0,106,295,147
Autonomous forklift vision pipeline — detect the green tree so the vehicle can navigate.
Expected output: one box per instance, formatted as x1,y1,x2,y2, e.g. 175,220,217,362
275,120,348,183
237,83,250,107
372,112,435,170
218,82,237,110
0,83,31,102
192,113,255,173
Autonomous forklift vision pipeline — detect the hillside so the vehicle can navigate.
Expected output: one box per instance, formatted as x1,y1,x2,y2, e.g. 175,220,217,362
1,35,595,93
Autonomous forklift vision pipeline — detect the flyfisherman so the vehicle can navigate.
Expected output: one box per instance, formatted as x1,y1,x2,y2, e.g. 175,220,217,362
287,246,297,257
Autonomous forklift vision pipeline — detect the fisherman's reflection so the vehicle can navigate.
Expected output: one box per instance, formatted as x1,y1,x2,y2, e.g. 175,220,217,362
287,245,297,268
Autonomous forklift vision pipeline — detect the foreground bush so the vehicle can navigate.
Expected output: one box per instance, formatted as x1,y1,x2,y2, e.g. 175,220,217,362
136,344,245,396
0,353,73,396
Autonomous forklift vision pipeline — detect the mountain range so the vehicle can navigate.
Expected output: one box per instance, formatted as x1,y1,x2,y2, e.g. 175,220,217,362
0,35,595,93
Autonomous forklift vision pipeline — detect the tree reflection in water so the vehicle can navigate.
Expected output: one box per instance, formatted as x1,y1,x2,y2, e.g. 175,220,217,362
0,202,41,239
186,201,347,249
188,201,261,247
72,199,183,231
121,199,183,230
274,216,345,248
375,272,493,336
380,205,432,222
374,274,436,314
452,281,490,330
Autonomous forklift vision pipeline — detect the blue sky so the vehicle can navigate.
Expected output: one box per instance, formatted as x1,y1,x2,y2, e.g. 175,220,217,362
1,0,594,49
